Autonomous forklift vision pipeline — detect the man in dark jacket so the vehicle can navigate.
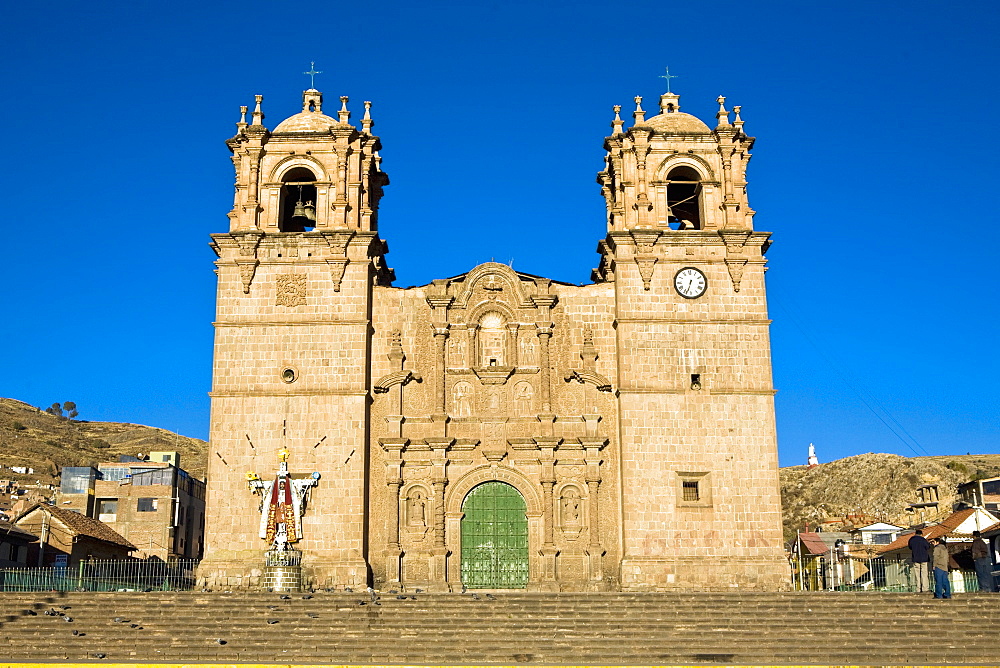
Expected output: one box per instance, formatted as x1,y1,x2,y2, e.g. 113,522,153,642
932,537,952,599
908,529,931,593
971,530,995,592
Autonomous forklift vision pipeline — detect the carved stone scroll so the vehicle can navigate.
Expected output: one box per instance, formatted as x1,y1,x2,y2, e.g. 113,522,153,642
565,370,613,393
373,369,421,394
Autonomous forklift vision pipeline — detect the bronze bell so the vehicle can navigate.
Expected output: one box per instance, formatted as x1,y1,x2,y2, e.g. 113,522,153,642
303,200,316,222
292,200,307,220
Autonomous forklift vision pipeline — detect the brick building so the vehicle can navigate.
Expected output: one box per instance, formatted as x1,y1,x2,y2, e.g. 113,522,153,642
59,452,205,561
201,81,788,591
0,519,37,567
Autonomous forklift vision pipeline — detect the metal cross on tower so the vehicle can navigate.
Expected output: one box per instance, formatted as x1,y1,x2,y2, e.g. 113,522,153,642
659,66,679,94
303,62,322,89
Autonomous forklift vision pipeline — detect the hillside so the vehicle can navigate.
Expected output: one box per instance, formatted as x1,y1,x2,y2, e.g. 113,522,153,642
0,398,208,484
3,395,997,545
779,452,1000,542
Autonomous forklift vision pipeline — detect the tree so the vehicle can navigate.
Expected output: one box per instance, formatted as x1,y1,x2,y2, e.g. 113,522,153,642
45,402,63,417
63,401,78,419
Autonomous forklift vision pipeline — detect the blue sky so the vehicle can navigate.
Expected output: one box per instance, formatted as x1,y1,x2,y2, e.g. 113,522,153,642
1,0,997,466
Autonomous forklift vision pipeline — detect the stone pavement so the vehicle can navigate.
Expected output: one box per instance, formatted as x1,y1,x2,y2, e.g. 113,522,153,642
1,591,998,665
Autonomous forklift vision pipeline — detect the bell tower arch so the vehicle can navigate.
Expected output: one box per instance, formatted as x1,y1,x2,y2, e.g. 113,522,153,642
201,87,393,590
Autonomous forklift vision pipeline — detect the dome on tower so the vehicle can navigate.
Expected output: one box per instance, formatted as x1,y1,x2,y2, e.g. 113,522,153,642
639,92,711,134
272,89,339,133
642,111,711,134
273,111,339,133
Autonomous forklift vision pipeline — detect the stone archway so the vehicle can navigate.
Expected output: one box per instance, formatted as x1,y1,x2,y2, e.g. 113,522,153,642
460,481,529,589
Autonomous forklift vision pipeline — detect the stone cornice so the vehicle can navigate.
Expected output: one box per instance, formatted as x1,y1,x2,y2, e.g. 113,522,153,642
614,318,772,325
209,390,369,397
213,320,370,327
616,388,776,395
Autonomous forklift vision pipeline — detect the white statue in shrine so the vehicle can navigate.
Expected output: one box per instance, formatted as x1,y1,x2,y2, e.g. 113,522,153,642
247,449,320,550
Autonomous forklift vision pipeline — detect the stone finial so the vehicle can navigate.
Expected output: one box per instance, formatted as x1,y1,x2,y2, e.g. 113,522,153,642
611,105,624,135
338,96,351,124
388,330,404,362
633,96,645,124
361,100,374,134
715,95,730,127
659,92,681,114
581,329,598,367
251,95,264,126
733,105,744,132
237,105,248,131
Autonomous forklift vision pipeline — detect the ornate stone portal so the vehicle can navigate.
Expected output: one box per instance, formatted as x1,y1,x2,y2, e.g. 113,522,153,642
200,81,790,592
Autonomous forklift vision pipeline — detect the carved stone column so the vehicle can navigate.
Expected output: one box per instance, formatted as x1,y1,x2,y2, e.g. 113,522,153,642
581,438,607,587
388,331,405,436
379,438,407,584
531,293,557,417
506,323,520,367
536,325,553,412
537,438,560,589
425,438,452,590
426,294,454,438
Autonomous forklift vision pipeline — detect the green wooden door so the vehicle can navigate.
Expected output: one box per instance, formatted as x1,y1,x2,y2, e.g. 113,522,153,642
460,482,529,589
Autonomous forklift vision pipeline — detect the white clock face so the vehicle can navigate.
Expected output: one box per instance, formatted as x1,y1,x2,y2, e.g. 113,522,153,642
674,267,707,299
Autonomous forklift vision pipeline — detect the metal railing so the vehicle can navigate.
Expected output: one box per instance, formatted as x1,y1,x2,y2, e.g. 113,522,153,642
0,559,199,592
792,553,987,593
264,548,302,568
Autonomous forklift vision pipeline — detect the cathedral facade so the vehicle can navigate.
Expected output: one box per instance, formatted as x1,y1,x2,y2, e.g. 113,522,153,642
200,84,788,591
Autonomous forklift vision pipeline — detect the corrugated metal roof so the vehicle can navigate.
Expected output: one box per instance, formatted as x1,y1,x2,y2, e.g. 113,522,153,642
879,508,977,554
798,532,851,556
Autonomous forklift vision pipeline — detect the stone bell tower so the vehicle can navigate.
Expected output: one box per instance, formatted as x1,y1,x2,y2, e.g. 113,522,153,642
594,90,788,589
200,88,391,588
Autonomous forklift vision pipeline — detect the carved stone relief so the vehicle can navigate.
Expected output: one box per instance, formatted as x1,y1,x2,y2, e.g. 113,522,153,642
452,381,474,418
275,274,307,307
404,486,429,542
484,388,502,414
518,334,537,366
448,334,468,368
560,485,584,541
513,381,534,416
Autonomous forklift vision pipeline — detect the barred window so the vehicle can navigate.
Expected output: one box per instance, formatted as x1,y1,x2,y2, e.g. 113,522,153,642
682,480,700,502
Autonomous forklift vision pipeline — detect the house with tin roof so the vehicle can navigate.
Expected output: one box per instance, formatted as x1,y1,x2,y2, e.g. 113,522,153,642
14,503,136,567
879,507,999,592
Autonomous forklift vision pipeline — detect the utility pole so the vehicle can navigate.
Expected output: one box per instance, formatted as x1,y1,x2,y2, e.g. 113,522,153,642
37,511,49,566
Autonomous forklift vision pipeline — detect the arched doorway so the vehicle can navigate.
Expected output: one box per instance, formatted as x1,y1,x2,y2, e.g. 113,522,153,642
460,481,528,588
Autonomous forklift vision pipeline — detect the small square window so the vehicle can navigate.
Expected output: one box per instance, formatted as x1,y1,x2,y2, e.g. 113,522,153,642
676,472,712,507
137,498,157,512
97,498,118,521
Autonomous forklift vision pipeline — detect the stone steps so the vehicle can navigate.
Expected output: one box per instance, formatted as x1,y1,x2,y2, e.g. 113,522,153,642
2,591,999,664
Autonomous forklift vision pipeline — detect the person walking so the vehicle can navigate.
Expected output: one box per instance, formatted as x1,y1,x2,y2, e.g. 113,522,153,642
932,536,952,599
908,529,931,593
971,530,995,593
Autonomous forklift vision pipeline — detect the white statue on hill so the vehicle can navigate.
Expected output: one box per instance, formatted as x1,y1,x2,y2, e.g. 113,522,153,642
807,443,819,467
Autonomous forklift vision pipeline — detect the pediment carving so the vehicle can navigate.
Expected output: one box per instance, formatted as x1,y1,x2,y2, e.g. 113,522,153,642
451,263,536,310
